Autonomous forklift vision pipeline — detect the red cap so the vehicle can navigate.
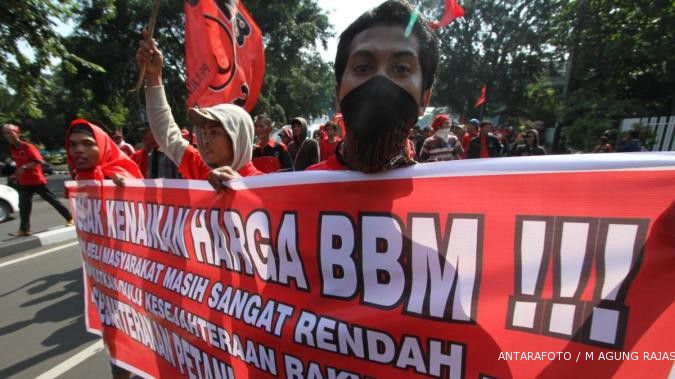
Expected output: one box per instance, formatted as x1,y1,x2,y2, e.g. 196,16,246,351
431,114,450,131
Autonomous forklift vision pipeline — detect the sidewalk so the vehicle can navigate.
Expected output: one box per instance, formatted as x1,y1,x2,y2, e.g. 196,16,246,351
0,225,77,258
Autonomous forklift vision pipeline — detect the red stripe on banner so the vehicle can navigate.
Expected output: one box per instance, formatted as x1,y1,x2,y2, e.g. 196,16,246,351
69,156,675,378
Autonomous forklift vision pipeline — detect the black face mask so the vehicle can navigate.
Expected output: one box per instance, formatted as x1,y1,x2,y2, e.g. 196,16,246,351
339,76,420,172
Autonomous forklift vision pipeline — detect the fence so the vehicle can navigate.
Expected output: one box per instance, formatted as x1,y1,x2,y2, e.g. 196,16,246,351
620,116,675,151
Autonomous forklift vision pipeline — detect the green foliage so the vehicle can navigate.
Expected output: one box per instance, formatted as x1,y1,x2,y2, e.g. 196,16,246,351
246,0,335,122
427,0,560,118
2,0,672,152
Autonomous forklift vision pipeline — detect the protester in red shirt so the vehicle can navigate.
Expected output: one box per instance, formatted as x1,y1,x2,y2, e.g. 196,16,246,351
252,114,293,173
319,121,342,161
136,34,262,192
309,1,437,172
467,121,504,158
462,119,479,158
66,119,143,184
2,123,73,237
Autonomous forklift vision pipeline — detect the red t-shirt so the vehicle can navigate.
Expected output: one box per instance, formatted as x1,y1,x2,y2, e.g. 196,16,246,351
307,155,346,171
252,140,290,173
480,135,490,158
179,145,263,179
319,138,341,161
130,149,149,178
10,141,47,185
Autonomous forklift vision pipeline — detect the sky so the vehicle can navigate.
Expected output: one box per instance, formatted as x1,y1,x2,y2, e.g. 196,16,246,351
316,0,386,62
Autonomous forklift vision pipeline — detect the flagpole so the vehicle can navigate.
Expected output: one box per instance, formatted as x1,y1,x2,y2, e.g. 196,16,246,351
479,103,485,120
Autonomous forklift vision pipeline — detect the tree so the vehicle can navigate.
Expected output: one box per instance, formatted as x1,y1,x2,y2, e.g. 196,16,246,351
424,0,561,120
246,0,335,123
554,0,675,150
0,0,103,119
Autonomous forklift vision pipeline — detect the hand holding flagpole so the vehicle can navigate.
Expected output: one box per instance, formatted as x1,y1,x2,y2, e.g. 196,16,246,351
131,0,161,93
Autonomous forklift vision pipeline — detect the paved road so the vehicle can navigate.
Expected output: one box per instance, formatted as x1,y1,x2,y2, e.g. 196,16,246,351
0,175,71,242
0,241,111,378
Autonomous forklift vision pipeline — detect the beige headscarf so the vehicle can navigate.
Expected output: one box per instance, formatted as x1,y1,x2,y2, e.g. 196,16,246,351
188,104,254,171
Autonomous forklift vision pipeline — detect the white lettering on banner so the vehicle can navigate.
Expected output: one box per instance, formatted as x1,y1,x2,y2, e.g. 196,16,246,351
407,216,481,322
74,198,103,236
319,213,482,322
172,333,236,379
319,214,358,298
207,282,294,337
91,287,176,367
145,291,278,375
101,200,188,257
293,310,464,378
188,210,309,290
88,242,165,285
162,267,210,303
508,216,648,349
283,354,362,379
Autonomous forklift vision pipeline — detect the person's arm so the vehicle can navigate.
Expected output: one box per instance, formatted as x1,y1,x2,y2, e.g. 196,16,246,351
144,86,189,166
137,33,188,167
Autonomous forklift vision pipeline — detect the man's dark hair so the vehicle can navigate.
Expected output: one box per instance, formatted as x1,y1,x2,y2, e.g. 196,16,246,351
480,121,493,128
324,121,338,131
334,0,439,91
255,114,272,125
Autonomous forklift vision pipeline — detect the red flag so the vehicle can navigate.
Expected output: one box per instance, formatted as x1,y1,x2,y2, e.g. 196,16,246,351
430,0,465,30
475,84,487,108
184,0,265,111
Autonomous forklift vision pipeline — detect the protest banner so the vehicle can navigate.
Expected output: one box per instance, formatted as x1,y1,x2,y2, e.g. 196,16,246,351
67,153,675,378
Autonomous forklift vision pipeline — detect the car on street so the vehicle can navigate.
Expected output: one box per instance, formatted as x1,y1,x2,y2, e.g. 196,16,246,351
0,184,19,222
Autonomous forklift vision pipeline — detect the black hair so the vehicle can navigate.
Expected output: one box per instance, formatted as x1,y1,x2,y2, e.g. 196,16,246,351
334,0,439,91
255,114,272,126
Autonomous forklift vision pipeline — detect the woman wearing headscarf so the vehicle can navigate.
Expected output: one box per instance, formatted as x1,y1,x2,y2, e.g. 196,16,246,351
66,119,143,186
135,33,261,192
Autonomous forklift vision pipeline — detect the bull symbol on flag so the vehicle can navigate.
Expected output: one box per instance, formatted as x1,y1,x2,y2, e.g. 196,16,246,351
185,0,265,111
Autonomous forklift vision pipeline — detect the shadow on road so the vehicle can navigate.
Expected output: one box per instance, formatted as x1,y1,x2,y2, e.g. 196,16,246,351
0,267,98,378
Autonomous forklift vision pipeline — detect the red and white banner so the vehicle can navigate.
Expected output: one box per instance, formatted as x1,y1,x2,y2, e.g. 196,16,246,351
67,153,675,378
185,0,264,111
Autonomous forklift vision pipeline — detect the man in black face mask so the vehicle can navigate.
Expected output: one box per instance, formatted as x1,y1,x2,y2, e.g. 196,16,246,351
308,0,438,173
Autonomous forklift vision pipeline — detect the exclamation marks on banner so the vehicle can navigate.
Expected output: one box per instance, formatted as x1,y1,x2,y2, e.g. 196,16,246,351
547,220,597,338
507,216,648,349
587,221,646,348
508,217,553,332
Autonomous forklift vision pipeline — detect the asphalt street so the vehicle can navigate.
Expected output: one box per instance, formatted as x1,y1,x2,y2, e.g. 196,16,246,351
0,239,112,378
1,175,71,241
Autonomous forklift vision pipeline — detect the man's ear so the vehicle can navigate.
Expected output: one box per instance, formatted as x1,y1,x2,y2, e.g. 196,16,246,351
419,88,432,116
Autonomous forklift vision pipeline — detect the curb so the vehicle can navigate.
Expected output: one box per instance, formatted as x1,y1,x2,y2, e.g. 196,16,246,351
0,226,77,258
